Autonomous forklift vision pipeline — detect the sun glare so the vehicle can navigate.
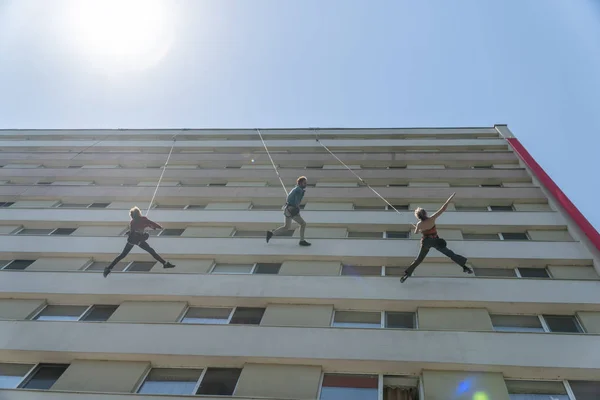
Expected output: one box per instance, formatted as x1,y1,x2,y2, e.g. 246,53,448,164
66,0,174,71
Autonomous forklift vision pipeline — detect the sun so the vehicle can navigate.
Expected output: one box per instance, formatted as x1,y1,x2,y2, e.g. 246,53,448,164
66,0,174,71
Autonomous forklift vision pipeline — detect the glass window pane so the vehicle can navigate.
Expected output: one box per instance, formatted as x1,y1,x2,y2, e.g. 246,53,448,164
196,368,241,396
58,203,89,208
342,265,382,276
21,364,68,390
229,308,264,325
17,229,54,235
182,308,232,324
82,305,118,322
212,264,254,274
506,380,568,396
333,311,380,328
347,232,384,238
491,315,544,332
463,233,500,240
138,368,202,395
386,312,415,329
4,260,35,270
254,263,281,274
86,261,128,272
543,315,582,333
89,203,110,208
474,268,517,277
456,206,488,211
126,262,156,272
35,305,88,321
51,228,77,236
502,232,529,240
490,205,514,211
0,363,34,389
321,374,378,400
518,268,550,278
386,231,409,239
569,380,600,400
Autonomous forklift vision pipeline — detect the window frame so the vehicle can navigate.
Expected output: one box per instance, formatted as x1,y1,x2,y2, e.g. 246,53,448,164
15,227,77,236
1,259,36,270
331,310,383,329
0,363,37,389
318,373,419,400
179,306,265,326
500,232,530,241
31,305,93,322
210,262,281,275
17,363,69,390
504,378,575,400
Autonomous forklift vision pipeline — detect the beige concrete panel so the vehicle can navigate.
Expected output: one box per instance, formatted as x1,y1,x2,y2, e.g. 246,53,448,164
280,261,342,276
0,299,45,320
323,164,361,169
437,229,463,240
108,301,187,323
577,312,600,334
408,182,450,187
205,202,251,210
304,202,354,211
294,227,348,238
28,258,91,272
423,371,510,400
0,225,21,234
241,164,274,169
409,203,456,211
315,182,358,187
548,266,600,280
261,304,334,327
493,164,521,169
418,308,493,331
52,360,149,393
411,263,475,278
2,164,41,168
406,164,445,169
81,165,120,168
528,230,574,242
225,181,267,187
503,182,535,187
151,259,214,274
51,181,94,185
107,202,138,209
138,181,179,186
72,226,127,236
235,364,322,399
181,227,234,237
11,200,60,208
513,203,552,211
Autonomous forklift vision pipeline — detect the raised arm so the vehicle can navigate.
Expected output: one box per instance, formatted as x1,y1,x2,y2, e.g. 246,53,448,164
430,193,456,220
142,217,163,230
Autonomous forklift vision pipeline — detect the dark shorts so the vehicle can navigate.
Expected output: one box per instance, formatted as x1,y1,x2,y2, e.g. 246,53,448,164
127,231,149,245
421,235,447,248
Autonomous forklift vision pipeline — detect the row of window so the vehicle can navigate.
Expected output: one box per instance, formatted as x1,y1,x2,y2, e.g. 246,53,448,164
18,303,589,334
0,362,597,400
0,163,518,169
3,260,595,281
0,201,539,211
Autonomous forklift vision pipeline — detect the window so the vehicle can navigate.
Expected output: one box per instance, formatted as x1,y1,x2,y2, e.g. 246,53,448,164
480,184,502,187
154,205,186,210
501,232,529,241
383,375,419,400
463,233,500,240
0,202,14,207
388,184,408,187
59,203,89,208
348,232,384,239
51,228,77,236
196,368,241,396
387,204,409,211
490,315,545,333
306,165,323,169
2,259,35,270
385,312,416,329
0,363,34,388
320,374,378,400
386,231,409,239
86,261,128,272
36,181,53,185
473,165,493,169
456,206,488,212
542,315,583,333
342,265,382,276
490,205,514,211
505,380,569,400
388,166,406,169
126,261,156,272
89,203,110,208
17,228,54,235
19,364,68,390
354,205,385,211
186,205,206,210
207,183,227,187
569,380,600,400
182,308,232,324
517,268,550,279
34,305,90,321
383,267,406,277
333,311,381,328
159,229,185,236
229,307,265,325
473,268,517,278
233,230,265,237
138,368,203,395
81,305,118,322
212,263,254,274
68,165,82,168
254,263,281,274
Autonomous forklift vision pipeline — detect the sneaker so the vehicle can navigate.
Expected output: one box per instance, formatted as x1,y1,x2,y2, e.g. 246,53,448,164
103,267,111,278
163,262,175,269
400,273,410,283
266,231,273,243
462,265,473,274
299,240,311,246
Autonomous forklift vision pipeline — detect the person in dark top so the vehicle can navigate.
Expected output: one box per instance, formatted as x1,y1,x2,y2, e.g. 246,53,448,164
400,193,472,283
266,176,311,246
103,206,175,277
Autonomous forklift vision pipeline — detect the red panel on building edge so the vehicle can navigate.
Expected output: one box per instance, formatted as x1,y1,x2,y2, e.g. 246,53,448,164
507,137,600,252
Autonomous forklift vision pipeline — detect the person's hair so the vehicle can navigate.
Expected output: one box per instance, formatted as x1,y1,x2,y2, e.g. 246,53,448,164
414,207,428,221
297,176,307,185
129,206,142,220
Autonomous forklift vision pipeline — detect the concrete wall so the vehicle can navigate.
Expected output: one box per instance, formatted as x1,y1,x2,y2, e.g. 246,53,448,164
279,261,342,276
27,258,91,272
260,305,334,327
52,360,149,393
576,312,600,334
0,299,45,320
418,308,493,331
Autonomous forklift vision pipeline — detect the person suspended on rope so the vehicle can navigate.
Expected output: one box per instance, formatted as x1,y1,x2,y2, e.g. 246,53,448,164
400,193,472,283
103,206,175,277
266,176,311,246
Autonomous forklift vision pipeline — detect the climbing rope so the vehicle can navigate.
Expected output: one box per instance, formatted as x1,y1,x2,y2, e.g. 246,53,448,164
313,128,416,228
256,128,288,196
145,136,177,216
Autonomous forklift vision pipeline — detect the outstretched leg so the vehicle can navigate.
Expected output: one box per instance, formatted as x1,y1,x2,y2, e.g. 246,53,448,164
292,214,311,246
267,215,293,243
401,244,430,282
138,241,174,268
434,240,472,274
104,243,134,277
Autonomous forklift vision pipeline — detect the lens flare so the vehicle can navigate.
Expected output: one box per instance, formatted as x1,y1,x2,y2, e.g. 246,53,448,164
473,392,488,400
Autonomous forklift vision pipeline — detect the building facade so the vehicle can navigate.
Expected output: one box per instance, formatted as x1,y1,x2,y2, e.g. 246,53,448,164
0,125,599,400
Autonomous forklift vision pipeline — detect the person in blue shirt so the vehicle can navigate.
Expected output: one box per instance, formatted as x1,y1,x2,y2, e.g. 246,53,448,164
266,176,311,246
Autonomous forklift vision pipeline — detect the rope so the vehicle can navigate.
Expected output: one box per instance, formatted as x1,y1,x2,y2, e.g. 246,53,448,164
145,136,177,216
312,129,417,229
256,128,288,196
